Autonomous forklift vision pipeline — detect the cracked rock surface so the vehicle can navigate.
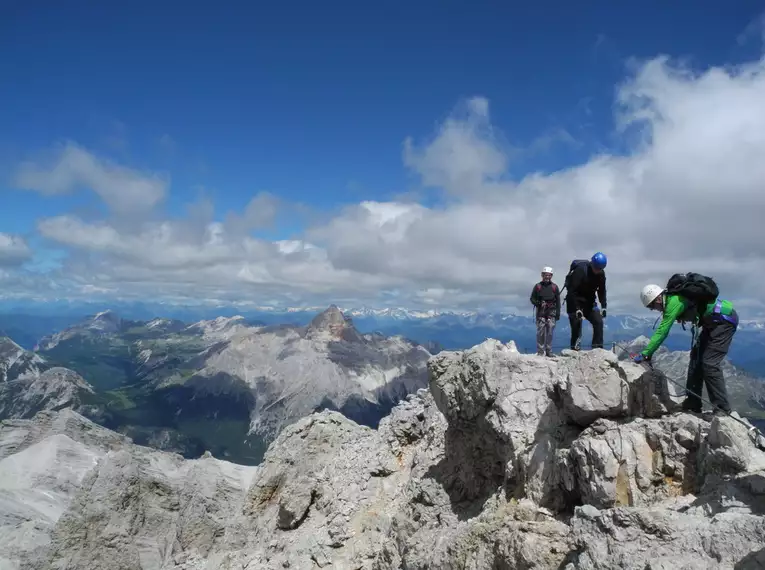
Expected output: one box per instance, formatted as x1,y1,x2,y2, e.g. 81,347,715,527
1,339,764,569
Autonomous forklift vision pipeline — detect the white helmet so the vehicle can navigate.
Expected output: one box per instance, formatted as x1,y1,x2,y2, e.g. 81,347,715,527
541,266,553,274
640,284,664,307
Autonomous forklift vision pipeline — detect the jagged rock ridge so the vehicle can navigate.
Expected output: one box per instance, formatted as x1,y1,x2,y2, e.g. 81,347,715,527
1,340,764,569
0,336,94,421
0,336,46,382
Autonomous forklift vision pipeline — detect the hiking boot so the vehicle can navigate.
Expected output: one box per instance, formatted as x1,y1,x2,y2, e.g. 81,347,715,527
711,407,731,417
680,399,702,414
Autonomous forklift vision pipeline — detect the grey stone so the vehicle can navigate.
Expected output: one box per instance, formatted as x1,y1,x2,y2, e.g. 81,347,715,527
2,340,765,570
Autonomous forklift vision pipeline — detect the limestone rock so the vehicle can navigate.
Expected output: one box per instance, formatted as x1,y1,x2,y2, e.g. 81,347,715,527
702,414,765,476
569,414,706,509
48,448,256,570
0,410,132,570
0,367,94,421
560,349,675,426
570,504,765,569
2,340,765,570
426,342,680,511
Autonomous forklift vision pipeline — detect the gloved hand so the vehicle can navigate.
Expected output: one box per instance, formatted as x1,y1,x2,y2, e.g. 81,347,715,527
575,310,583,320
633,353,646,363
602,308,607,318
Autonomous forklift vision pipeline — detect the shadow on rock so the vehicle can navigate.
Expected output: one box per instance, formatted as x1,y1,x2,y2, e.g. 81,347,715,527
734,547,765,570
422,417,510,521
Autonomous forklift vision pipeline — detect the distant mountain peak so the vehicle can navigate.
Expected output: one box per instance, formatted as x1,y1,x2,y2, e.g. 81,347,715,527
309,305,346,328
93,309,116,319
306,305,362,342
86,310,123,333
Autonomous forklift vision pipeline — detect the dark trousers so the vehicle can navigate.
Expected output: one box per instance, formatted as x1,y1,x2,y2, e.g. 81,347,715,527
685,313,737,412
568,307,604,350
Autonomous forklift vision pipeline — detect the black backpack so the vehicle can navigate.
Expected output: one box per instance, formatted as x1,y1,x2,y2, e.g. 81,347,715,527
664,273,719,306
563,259,589,292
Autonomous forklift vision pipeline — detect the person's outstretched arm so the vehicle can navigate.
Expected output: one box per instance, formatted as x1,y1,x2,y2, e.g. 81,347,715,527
642,295,688,357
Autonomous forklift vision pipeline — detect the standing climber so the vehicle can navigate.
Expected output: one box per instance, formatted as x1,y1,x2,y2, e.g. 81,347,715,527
530,266,560,356
564,252,607,350
635,274,739,414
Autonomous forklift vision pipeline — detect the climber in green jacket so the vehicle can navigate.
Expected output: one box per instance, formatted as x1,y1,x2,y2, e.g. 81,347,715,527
635,279,739,414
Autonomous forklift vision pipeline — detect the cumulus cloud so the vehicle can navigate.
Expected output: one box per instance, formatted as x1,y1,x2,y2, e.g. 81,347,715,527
403,96,512,199
10,50,765,316
15,142,168,214
225,192,281,234
0,234,32,267
310,54,765,313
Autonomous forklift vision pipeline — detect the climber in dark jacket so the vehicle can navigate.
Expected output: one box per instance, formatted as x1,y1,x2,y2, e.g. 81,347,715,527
530,266,561,356
565,252,607,350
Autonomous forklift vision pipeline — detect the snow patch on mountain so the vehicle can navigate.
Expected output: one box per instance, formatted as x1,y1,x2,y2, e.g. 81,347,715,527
144,317,186,333
137,348,152,364
87,310,122,332
185,315,249,339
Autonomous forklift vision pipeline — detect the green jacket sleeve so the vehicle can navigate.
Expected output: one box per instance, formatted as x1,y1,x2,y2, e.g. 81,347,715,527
642,295,688,357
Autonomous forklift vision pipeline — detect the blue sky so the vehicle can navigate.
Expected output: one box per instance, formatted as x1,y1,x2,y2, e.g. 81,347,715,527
1,1,765,315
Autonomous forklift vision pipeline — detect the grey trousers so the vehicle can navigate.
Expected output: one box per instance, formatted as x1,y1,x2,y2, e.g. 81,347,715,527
685,314,737,412
536,317,556,355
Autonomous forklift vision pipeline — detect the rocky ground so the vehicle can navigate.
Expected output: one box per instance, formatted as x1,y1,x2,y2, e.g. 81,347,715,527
1,339,764,569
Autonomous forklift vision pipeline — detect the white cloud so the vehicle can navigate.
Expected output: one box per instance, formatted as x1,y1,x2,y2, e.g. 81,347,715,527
9,50,765,316
15,142,168,214
402,96,511,198
225,192,281,234
0,234,32,267
309,53,765,313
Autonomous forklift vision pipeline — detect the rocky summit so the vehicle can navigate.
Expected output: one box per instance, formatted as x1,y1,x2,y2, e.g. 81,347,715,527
1,339,765,569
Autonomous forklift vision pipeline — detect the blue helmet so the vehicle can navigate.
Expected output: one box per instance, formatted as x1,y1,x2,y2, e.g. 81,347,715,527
591,252,607,269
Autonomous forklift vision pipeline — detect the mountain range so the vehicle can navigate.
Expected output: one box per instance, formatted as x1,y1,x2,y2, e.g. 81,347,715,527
2,303,764,466
4,301,765,371
0,306,432,464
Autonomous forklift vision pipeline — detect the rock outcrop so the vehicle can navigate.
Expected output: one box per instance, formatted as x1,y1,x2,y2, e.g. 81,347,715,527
0,367,94,420
1,339,764,569
1,335,95,422
0,336,46,382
